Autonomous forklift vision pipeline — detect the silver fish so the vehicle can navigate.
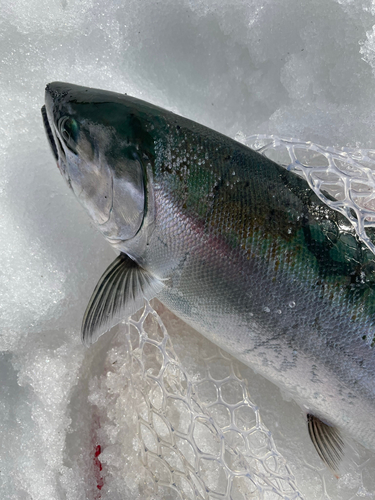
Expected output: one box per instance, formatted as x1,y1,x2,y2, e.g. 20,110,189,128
42,82,375,473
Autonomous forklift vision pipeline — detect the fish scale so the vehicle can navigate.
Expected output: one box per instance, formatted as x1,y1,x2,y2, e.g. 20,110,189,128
42,82,375,473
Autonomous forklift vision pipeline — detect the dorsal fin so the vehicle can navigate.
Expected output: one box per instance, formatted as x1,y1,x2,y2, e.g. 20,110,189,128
307,414,344,478
82,253,164,346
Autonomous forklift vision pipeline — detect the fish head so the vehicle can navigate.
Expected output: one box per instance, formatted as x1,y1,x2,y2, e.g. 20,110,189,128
41,81,149,246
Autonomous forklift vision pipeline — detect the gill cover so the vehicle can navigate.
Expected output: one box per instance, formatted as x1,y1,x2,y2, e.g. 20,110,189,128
67,142,146,242
43,82,164,346
44,83,146,242
64,124,146,242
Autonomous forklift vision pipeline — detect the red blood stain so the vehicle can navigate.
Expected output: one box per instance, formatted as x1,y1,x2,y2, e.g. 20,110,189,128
94,444,104,495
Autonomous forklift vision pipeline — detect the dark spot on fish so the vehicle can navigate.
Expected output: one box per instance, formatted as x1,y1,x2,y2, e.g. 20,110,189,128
177,125,180,130
325,339,338,350
313,317,322,332
350,267,362,284
362,335,367,340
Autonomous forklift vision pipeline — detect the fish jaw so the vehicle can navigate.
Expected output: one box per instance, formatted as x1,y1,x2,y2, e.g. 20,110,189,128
41,104,58,162
42,82,150,245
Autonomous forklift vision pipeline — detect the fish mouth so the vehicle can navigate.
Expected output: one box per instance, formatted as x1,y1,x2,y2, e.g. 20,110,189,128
41,104,58,161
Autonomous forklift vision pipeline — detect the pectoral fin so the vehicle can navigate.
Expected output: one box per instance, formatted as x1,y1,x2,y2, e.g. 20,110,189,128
82,253,164,346
307,414,344,478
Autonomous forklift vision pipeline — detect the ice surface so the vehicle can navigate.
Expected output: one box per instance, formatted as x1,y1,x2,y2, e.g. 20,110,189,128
1,0,375,498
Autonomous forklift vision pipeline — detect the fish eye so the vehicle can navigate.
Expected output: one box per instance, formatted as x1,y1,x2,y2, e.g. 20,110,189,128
58,116,79,154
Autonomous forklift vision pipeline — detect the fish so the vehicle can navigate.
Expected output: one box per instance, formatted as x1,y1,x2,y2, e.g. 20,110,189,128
42,81,375,474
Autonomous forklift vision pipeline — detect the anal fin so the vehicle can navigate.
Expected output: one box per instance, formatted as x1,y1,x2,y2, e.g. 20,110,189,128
82,253,164,346
307,413,344,478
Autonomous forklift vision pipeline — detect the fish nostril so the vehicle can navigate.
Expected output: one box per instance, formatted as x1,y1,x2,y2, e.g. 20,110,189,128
45,83,60,99
45,82,71,101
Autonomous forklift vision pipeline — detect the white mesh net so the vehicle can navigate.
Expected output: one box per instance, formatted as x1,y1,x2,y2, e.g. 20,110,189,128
88,138,375,500
91,300,302,500
241,134,375,253
129,302,301,499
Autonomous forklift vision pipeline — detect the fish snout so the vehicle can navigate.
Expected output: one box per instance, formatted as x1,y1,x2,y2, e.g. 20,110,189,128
43,83,73,169
45,81,73,102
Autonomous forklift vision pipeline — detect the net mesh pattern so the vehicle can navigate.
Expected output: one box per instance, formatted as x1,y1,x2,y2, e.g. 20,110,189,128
124,301,303,500
241,134,375,253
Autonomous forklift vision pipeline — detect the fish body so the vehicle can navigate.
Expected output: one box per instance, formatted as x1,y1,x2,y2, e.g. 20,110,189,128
42,82,375,460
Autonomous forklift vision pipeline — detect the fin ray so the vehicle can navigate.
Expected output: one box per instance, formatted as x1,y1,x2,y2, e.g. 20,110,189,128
307,414,344,477
82,253,164,346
